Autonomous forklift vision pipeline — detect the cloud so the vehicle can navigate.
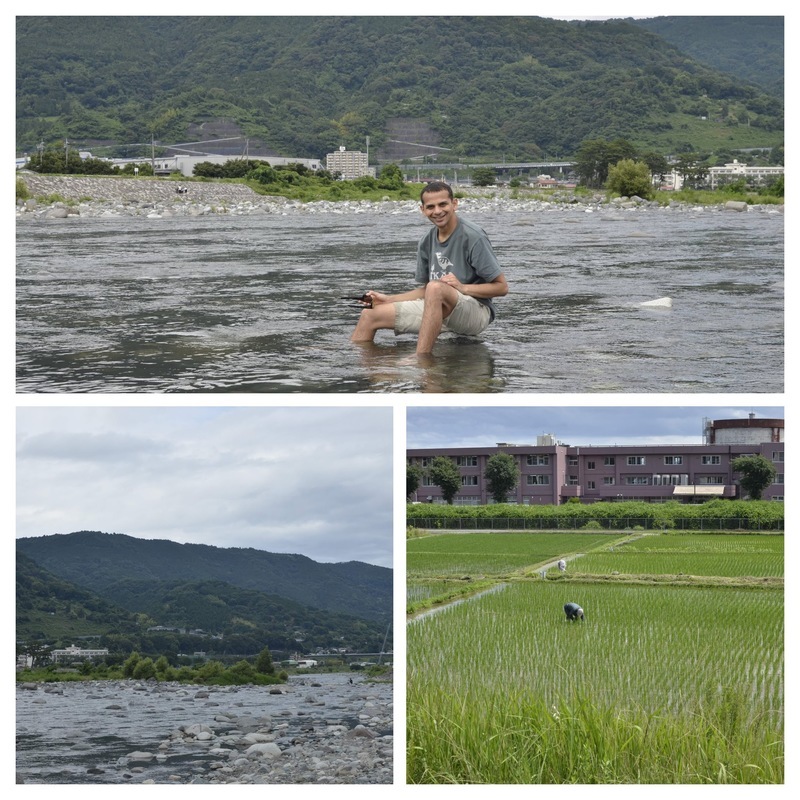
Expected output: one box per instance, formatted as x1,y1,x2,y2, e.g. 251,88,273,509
407,406,784,449
16,406,393,567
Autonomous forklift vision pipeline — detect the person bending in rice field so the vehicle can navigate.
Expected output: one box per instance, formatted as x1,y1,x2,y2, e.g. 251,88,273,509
350,181,509,355
564,602,585,621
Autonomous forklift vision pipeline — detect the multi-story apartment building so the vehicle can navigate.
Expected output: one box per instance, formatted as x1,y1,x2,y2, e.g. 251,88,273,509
707,159,784,190
50,644,109,664
325,147,374,180
407,415,784,505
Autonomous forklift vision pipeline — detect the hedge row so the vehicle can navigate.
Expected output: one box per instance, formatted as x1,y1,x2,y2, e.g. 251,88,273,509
406,500,784,530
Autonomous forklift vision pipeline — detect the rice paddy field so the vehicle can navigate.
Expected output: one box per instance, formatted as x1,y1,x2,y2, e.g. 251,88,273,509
407,530,784,784
407,532,615,578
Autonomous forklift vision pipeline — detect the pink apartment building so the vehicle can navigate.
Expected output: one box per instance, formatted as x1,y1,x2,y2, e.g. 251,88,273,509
407,415,784,505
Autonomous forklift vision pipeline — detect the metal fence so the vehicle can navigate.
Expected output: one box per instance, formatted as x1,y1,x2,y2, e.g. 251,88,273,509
408,517,784,532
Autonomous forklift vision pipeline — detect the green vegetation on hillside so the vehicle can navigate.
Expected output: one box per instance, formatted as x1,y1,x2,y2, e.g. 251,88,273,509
16,17,783,161
17,531,391,623
17,535,392,660
631,16,783,97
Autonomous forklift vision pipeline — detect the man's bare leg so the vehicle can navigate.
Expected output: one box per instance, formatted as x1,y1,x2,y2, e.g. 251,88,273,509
350,303,397,343
416,281,458,354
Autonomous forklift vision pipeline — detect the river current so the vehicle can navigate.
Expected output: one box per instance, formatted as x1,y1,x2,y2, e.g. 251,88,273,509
16,204,784,393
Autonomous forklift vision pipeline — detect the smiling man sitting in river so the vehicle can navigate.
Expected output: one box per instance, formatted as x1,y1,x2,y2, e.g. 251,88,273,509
350,181,509,355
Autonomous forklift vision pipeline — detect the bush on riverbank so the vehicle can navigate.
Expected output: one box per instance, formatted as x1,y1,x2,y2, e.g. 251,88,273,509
18,647,286,686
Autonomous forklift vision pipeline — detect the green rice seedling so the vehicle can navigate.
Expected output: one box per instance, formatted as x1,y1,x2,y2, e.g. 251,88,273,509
407,532,616,578
407,581,783,783
576,533,783,578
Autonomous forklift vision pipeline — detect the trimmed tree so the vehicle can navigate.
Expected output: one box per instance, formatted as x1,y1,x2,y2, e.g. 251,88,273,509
732,455,776,500
484,452,518,503
407,463,423,500
429,456,461,505
255,646,275,675
472,167,496,186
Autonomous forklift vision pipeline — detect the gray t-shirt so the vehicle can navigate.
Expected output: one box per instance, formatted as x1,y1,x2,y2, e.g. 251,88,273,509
415,217,503,320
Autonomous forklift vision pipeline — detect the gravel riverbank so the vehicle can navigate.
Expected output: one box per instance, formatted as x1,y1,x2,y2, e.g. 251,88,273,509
16,673,393,784
16,173,783,220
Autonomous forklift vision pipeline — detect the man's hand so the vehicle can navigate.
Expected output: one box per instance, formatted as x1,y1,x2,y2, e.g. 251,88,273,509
364,290,389,306
437,273,465,293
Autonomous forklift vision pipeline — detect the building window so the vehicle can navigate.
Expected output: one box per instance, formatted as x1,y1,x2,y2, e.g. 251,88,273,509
604,457,615,466
587,481,596,489
603,477,616,485
568,456,578,466
568,475,578,485
627,456,646,466
454,496,480,506
772,452,784,462
664,456,683,465
420,457,432,467
653,474,689,486
456,456,478,467
625,476,650,485
772,496,784,501
461,475,479,486
587,461,596,470
702,455,721,465
527,475,550,486
699,476,725,485
422,476,435,486
774,474,784,484
527,455,549,466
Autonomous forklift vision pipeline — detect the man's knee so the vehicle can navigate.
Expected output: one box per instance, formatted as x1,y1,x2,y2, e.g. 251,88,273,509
423,281,458,312
360,304,395,331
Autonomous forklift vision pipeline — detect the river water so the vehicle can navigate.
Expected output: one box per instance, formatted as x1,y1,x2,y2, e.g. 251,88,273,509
16,204,784,393
16,673,392,784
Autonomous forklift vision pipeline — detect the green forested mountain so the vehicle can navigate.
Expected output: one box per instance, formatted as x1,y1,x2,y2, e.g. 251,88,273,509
16,16,783,161
630,17,783,98
102,578,388,654
16,531,391,623
16,552,388,654
16,551,139,641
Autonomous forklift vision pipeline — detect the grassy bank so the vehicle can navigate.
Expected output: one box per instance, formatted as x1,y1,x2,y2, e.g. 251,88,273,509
408,689,782,783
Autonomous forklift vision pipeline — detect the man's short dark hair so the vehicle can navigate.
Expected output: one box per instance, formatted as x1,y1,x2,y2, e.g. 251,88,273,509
420,181,454,202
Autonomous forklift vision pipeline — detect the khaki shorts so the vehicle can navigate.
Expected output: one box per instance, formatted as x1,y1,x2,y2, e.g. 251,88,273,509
394,293,492,336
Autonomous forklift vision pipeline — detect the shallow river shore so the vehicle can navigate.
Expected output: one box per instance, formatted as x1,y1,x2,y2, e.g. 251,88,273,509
16,673,393,784
16,173,782,220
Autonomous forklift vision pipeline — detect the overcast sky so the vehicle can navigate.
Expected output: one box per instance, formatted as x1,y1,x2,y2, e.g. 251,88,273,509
407,406,784,449
16,406,393,568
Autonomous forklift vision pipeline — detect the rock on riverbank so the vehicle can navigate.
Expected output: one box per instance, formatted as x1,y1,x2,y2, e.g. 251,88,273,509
16,674,393,784
16,173,783,220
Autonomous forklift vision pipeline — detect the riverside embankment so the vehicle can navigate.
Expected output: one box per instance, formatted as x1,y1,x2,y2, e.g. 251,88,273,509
16,173,783,219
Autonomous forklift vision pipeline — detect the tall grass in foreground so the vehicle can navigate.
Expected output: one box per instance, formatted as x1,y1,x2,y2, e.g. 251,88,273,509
407,688,783,783
407,582,783,783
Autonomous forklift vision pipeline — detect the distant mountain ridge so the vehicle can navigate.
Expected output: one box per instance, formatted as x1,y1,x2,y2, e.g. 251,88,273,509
16,531,391,623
